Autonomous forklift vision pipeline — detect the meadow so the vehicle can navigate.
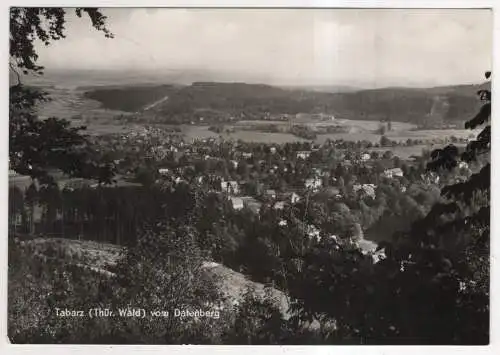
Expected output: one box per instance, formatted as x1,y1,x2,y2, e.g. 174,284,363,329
182,119,477,147
182,125,308,144
31,86,134,135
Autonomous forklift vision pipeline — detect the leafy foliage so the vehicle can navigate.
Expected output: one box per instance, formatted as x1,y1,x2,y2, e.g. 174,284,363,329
9,8,115,183
8,225,228,344
223,286,289,344
277,72,491,344
10,8,112,75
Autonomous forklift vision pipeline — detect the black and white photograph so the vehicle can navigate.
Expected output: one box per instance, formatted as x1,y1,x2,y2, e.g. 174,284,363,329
7,5,492,345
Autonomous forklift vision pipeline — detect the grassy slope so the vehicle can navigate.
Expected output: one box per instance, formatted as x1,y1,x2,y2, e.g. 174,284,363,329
19,238,290,316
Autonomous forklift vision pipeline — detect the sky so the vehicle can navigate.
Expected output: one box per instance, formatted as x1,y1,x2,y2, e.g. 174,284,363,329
34,8,493,88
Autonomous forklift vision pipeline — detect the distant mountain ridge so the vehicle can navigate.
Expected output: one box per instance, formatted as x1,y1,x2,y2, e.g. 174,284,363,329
84,85,179,113
280,84,361,93
82,80,488,125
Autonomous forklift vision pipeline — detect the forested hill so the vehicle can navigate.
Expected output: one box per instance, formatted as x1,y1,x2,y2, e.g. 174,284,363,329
83,81,489,124
328,82,490,124
83,84,180,113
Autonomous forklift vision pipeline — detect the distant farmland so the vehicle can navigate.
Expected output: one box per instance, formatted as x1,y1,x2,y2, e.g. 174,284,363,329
181,119,478,146
27,85,481,144
182,125,308,144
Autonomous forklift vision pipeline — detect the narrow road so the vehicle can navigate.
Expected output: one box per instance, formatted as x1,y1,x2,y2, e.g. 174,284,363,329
143,95,169,111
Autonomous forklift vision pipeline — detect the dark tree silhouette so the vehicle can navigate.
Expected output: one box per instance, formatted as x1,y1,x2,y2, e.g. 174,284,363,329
10,8,112,75
280,72,491,345
375,71,491,344
9,8,115,183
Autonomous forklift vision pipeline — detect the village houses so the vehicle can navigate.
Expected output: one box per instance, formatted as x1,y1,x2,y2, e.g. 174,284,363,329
383,167,404,179
230,197,244,210
305,177,323,191
296,151,311,160
221,180,240,195
265,189,277,199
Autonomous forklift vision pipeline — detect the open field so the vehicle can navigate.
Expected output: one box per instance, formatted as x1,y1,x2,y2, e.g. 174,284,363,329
310,118,417,131
368,145,431,159
83,123,136,136
182,119,479,146
34,87,130,120
182,125,308,144
233,118,417,131
315,128,478,144
30,86,134,133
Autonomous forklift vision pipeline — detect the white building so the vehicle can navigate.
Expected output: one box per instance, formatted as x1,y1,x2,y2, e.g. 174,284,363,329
221,181,240,195
305,177,322,191
230,160,239,169
230,197,244,210
360,153,371,161
356,238,386,264
241,196,262,214
383,167,404,178
296,151,311,160
273,201,285,210
278,219,288,227
306,225,321,242
289,192,301,204
266,189,277,199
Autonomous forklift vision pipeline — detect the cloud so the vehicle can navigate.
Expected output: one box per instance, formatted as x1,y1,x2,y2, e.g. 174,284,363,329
34,8,492,87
